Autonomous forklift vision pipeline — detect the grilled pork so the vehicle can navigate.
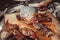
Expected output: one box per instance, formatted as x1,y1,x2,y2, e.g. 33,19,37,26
0,12,59,40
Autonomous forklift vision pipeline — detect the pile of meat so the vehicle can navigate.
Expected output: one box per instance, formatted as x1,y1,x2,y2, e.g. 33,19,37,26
0,13,55,40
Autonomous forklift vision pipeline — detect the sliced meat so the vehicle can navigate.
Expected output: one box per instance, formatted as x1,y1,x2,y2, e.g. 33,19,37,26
31,14,52,23
33,23,54,37
1,13,56,40
20,28,38,39
13,29,26,40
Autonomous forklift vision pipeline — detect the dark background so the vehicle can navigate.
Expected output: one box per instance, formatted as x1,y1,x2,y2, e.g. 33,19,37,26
0,0,60,11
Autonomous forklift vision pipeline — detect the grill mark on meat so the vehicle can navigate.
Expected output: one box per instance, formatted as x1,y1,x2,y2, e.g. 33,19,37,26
30,14,52,24
33,23,53,37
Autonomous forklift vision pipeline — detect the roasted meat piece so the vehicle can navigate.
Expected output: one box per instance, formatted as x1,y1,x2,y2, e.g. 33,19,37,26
20,28,37,39
33,22,54,37
1,12,58,40
30,13,52,23
1,21,27,40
